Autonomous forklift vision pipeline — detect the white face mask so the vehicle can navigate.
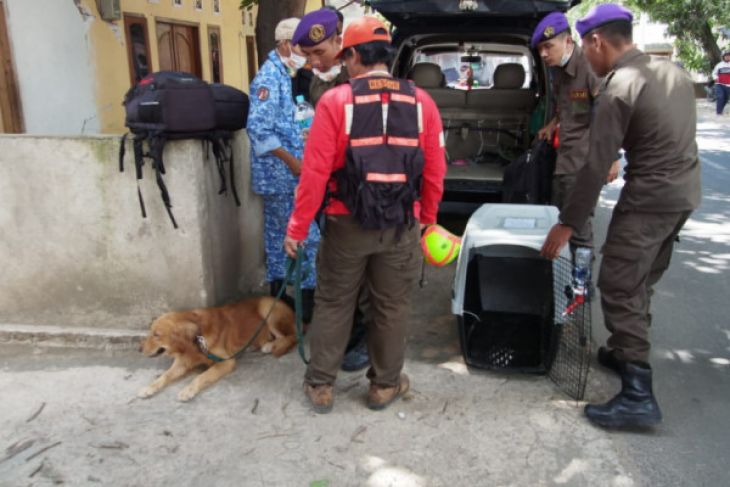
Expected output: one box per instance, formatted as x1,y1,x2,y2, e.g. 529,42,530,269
279,51,307,77
289,53,307,70
559,45,573,67
313,64,342,82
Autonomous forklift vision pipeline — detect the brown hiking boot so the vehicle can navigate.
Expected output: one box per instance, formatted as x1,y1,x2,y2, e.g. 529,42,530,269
303,383,333,414
367,374,410,411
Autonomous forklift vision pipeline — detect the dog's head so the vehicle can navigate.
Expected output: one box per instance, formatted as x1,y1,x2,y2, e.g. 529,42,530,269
140,313,201,358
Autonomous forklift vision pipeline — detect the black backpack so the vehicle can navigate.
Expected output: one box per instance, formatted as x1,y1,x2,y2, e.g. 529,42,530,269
502,140,555,204
334,77,425,234
119,71,249,228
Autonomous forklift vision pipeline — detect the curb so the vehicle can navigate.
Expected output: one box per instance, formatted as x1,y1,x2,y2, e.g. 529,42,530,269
0,324,145,350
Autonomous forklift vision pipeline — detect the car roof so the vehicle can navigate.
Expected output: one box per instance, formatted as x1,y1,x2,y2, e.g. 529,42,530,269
370,0,574,30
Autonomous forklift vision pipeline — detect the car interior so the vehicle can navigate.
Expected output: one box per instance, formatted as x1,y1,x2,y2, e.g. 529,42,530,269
391,34,548,199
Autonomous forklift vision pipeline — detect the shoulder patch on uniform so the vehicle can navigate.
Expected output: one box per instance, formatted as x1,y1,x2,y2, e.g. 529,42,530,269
257,87,270,101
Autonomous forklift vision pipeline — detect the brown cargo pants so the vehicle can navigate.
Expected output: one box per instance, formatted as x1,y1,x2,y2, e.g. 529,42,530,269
304,215,422,387
599,209,692,363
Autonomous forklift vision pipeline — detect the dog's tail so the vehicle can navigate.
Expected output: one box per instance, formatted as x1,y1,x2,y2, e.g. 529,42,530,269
258,296,295,331
258,296,297,357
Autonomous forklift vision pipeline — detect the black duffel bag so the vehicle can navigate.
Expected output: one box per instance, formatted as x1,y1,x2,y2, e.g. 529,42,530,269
124,71,216,133
120,71,249,228
502,140,556,205
211,83,249,131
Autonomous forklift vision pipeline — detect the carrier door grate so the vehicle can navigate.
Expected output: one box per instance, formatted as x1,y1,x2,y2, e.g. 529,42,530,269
548,256,592,400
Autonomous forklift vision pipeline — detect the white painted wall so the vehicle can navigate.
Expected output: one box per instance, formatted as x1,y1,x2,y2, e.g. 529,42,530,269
326,0,366,26
634,13,673,52
5,0,99,134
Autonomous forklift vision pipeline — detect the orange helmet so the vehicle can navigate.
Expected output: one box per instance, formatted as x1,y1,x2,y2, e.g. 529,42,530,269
420,225,462,267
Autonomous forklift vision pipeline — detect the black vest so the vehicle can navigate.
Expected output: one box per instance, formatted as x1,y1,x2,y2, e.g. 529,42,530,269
335,76,425,232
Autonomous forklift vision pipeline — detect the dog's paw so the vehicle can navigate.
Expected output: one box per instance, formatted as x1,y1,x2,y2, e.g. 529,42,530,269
137,385,158,399
260,342,274,354
177,386,198,402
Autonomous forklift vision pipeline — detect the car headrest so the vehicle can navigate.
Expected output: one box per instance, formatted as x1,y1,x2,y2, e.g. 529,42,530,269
408,63,445,89
493,63,526,89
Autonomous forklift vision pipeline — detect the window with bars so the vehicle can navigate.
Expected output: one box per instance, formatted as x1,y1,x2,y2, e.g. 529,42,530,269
124,15,152,85
209,27,222,83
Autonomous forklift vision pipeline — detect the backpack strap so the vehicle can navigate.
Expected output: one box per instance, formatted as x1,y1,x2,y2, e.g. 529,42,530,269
133,133,148,219
210,135,228,196
149,132,178,229
223,135,241,207
120,132,148,219
118,133,127,173
210,133,241,207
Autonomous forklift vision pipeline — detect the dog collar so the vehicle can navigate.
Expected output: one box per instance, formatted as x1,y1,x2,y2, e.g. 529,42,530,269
195,335,209,354
195,335,226,362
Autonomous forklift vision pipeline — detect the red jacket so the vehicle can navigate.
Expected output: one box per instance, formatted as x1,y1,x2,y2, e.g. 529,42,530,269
287,76,446,241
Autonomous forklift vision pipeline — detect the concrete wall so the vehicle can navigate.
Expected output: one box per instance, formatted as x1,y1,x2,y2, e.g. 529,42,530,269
0,132,264,331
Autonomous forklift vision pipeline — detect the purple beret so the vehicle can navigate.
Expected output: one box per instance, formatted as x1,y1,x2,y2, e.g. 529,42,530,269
576,3,633,38
292,9,338,47
531,12,570,49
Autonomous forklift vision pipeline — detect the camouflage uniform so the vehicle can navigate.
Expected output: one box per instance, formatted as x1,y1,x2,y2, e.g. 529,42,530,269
248,50,319,288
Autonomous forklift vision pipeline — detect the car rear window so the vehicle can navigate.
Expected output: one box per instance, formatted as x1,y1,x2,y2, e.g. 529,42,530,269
414,50,532,90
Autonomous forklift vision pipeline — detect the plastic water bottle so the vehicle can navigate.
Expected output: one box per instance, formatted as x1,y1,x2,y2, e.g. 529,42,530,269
573,247,593,297
294,95,314,132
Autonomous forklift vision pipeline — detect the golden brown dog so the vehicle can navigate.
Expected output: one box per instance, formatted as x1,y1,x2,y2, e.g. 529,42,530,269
138,296,296,402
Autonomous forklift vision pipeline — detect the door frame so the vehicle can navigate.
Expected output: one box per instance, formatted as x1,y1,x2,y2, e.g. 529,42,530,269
0,0,23,133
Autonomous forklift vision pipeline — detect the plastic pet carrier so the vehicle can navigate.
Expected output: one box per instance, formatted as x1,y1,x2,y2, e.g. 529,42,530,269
451,204,591,400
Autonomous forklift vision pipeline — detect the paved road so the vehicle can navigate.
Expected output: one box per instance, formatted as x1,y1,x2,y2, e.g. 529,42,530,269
0,105,726,487
593,103,730,486
438,102,730,486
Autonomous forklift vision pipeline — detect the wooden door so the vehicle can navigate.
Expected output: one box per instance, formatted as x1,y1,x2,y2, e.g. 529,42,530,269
0,0,23,133
156,21,201,77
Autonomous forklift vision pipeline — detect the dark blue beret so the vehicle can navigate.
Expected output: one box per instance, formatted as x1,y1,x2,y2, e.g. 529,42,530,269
531,12,570,49
576,3,633,38
292,9,338,47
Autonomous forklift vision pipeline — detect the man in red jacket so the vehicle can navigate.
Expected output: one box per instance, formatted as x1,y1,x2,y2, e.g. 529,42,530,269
284,17,446,413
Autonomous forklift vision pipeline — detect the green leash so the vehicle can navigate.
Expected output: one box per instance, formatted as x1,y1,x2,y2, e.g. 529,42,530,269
291,246,309,365
201,247,308,364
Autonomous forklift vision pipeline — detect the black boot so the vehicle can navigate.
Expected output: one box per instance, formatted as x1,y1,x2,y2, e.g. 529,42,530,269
341,338,369,372
269,280,295,311
301,289,315,325
597,347,625,375
584,362,662,428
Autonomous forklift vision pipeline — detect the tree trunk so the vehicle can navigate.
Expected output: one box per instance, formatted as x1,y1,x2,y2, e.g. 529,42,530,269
696,20,721,73
255,0,307,67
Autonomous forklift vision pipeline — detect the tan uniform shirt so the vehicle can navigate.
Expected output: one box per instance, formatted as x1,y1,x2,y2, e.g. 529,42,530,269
552,45,601,175
309,65,350,107
561,48,701,230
